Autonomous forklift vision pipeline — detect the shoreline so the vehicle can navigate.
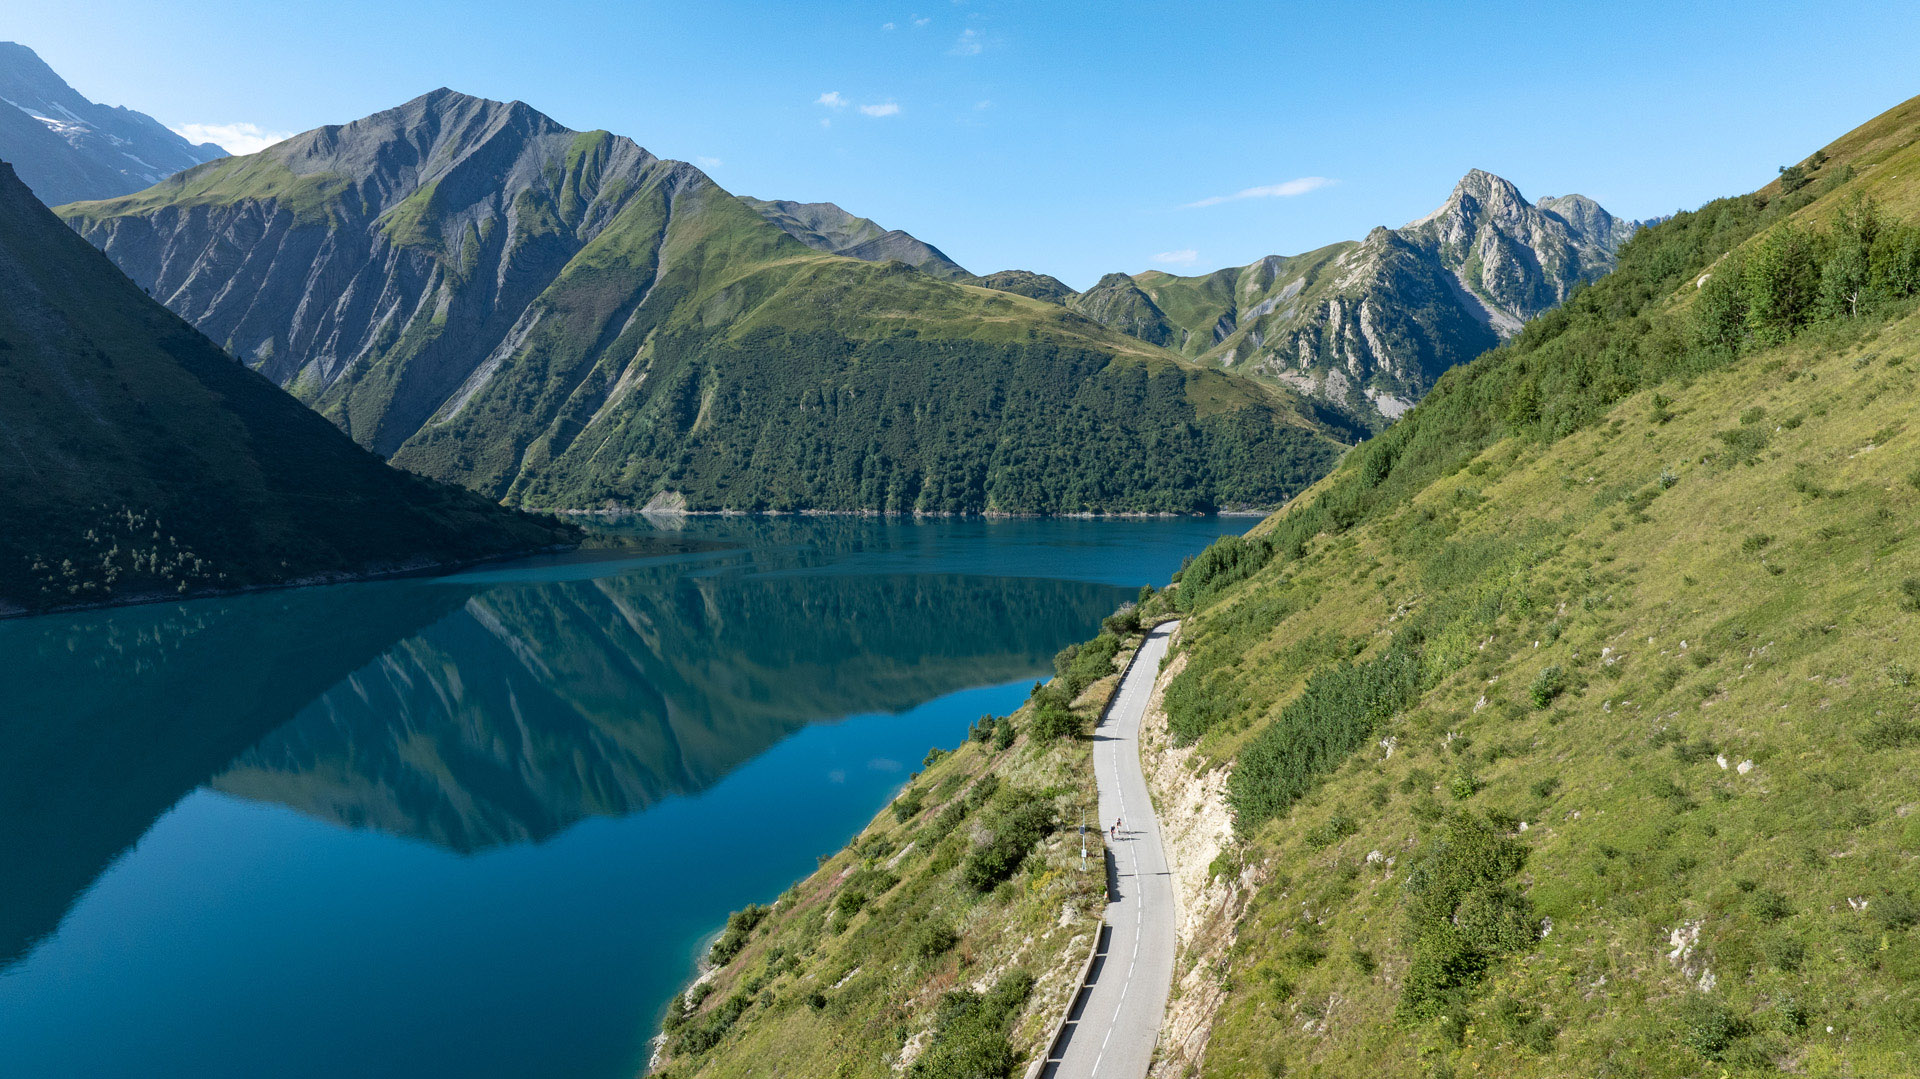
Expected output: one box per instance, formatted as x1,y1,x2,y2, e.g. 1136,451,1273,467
0,541,578,623
543,507,1275,520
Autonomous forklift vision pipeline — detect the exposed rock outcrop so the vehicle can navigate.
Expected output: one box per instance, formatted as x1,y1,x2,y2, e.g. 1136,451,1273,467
1077,170,1639,428
1068,272,1178,347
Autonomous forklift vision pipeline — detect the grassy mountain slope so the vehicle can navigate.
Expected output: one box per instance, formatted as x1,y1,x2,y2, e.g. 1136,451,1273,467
60,91,1356,514
0,159,572,616
962,269,1079,305
740,196,971,280
1143,95,1920,1077
643,93,1920,1079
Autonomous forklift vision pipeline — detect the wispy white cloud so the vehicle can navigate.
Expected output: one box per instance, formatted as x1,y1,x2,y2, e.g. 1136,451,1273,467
882,21,896,30
1183,176,1334,209
820,118,832,128
695,156,722,169
815,91,848,108
171,121,293,155
950,28,983,55
1152,249,1200,265
913,15,931,27
974,100,992,110
859,102,901,117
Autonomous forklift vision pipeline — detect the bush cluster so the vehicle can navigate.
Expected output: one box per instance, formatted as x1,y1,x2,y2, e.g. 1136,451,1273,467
908,971,1035,1078
960,789,1056,892
1694,195,1920,350
707,903,771,965
1227,648,1421,826
1398,813,1537,1020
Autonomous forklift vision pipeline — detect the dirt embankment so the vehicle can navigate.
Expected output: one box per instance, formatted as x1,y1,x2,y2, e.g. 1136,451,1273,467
1136,638,1263,1076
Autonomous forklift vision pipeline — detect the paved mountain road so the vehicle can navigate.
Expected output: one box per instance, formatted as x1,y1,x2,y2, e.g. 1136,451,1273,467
1040,621,1179,1079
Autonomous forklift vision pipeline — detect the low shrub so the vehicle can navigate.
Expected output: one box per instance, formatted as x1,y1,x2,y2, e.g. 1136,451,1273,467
1398,813,1536,1019
961,790,1056,892
1528,665,1568,708
912,921,960,960
909,971,1034,1078
709,904,771,964
1228,648,1421,825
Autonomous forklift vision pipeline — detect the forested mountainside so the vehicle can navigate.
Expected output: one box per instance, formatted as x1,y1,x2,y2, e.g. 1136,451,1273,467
0,159,572,617
1057,171,1637,429
0,42,225,206
1142,93,1920,1076
60,89,1356,515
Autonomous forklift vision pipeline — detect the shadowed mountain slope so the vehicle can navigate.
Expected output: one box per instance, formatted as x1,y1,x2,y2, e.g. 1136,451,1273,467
0,157,572,616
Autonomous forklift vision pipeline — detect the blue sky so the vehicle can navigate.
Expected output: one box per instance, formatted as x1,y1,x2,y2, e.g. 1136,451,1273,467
10,0,1920,288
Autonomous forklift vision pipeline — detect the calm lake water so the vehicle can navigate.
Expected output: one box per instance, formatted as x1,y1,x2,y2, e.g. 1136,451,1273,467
0,516,1245,1079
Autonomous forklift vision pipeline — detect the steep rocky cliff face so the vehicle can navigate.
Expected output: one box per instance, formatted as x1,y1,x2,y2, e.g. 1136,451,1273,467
62,90,1355,514
64,89,696,457
1082,171,1638,428
0,42,225,206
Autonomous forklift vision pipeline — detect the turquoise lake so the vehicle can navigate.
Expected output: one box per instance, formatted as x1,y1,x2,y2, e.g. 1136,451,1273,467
0,516,1245,1078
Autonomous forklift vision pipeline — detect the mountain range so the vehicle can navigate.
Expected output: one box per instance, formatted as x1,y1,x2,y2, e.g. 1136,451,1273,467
0,156,571,616
58,89,1353,514
0,42,1645,615
973,171,1639,427
0,42,226,206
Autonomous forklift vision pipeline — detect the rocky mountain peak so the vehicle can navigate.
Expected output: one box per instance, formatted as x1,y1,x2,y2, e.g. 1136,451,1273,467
740,196,970,280
0,41,84,114
961,269,1078,305
1068,273,1175,346
0,42,226,205
1406,168,1533,236
1537,192,1636,250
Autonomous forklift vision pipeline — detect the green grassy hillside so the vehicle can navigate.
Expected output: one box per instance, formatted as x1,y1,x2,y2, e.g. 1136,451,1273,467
0,159,573,617
1149,95,1920,1077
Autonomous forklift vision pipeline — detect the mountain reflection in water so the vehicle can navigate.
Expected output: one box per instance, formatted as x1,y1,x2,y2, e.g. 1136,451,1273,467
0,521,1130,967
208,569,1123,852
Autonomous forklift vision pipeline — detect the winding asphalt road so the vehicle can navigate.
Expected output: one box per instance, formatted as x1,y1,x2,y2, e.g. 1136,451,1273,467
1039,621,1178,1079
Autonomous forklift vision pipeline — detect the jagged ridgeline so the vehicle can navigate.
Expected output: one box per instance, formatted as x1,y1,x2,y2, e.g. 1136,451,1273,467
1146,95,1920,1075
59,90,1355,514
0,160,572,616
1060,172,1638,430
0,42,227,206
